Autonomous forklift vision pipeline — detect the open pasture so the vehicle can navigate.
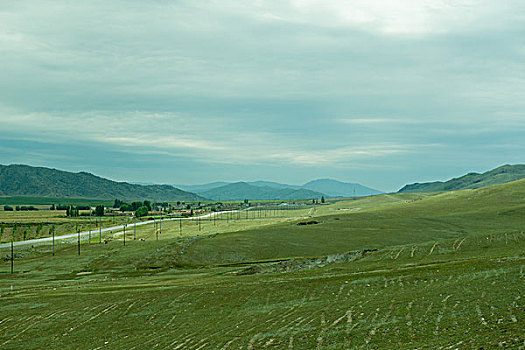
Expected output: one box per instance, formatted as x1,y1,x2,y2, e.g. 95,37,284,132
0,180,523,349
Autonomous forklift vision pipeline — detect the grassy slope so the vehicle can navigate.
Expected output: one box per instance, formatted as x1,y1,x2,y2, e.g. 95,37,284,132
0,180,523,349
399,163,525,193
179,179,525,265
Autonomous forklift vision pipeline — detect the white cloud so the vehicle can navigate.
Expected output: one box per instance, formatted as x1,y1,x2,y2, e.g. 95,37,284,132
0,1,523,189
338,118,413,124
0,108,415,167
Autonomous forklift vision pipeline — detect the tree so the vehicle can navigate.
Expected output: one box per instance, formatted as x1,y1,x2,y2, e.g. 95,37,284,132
50,204,56,210
321,196,325,204
94,205,105,217
113,199,124,208
120,203,133,212
66,206,79,217
4,205,14,211
135,206,148,218
131,201,142,211
143,200,152,211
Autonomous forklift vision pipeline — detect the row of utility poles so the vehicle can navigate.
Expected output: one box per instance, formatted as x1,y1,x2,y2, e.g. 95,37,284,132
6,205,310,274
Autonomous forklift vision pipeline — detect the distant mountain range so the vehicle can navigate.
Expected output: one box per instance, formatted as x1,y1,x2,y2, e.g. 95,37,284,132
398,164,525,193
198,182,325,201
12,163,521,202
176,179,383,200
302,179,383,197
0,164,205,202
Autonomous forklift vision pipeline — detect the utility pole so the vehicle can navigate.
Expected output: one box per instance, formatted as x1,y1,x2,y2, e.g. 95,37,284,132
77,229,80,256
123,224,126,246
89,210,92,244
134,216,136,240
52,225,55,256
160,212,162,236
179,218,182,236
99,215,102,244
10,240,14,274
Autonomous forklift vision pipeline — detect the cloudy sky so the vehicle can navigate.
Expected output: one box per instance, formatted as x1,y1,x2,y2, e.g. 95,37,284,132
1,0,524,191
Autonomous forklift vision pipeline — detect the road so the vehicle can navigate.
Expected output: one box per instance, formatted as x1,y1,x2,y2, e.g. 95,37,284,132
0,210,242,249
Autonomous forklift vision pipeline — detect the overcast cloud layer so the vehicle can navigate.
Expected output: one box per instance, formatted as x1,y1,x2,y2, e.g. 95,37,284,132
1,0,524,191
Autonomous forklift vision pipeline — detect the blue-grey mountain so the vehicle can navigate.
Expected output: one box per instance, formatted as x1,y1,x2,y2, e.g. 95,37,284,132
199,182,325,201
178,179,382,198
302,179,383,197
175,182,231,193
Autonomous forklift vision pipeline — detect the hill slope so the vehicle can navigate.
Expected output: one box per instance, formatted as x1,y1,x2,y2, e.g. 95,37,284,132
302,178,383,197
200,182,325,201
181,178,525,265
399,164,525,193
0,164,205,201
174,182,230,193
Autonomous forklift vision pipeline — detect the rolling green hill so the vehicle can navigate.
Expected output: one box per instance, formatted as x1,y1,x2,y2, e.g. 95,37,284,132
398,164,525,193
0,164,205,202
200,181,325,201
180,178,525,265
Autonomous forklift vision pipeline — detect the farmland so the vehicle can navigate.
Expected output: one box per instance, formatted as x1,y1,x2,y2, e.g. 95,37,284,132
0,180,523,349
0,209,130,243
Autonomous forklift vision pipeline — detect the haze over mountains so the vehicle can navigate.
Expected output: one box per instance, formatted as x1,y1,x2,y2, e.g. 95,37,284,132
0,164,205,202
176,179,383,200
0,164,382,201
1,164,523,202
198,182,325,201
398,164,525,193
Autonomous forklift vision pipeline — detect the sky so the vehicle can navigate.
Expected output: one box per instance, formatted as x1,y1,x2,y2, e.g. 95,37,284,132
1,0,524,192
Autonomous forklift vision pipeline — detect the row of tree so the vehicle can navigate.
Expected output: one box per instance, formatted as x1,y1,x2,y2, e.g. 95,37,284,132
50,204,90,211
64,205,105,217
3,205,38,211
113,199,150,217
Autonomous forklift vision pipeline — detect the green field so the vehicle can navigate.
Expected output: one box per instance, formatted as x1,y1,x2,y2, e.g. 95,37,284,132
0,180,523,349
0,210,134,243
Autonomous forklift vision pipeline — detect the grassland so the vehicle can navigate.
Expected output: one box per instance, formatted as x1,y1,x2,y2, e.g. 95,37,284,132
0,180,523,349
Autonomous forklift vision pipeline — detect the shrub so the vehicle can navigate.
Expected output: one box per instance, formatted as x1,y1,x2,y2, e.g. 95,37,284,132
95,205,105,216
136,206,149,218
